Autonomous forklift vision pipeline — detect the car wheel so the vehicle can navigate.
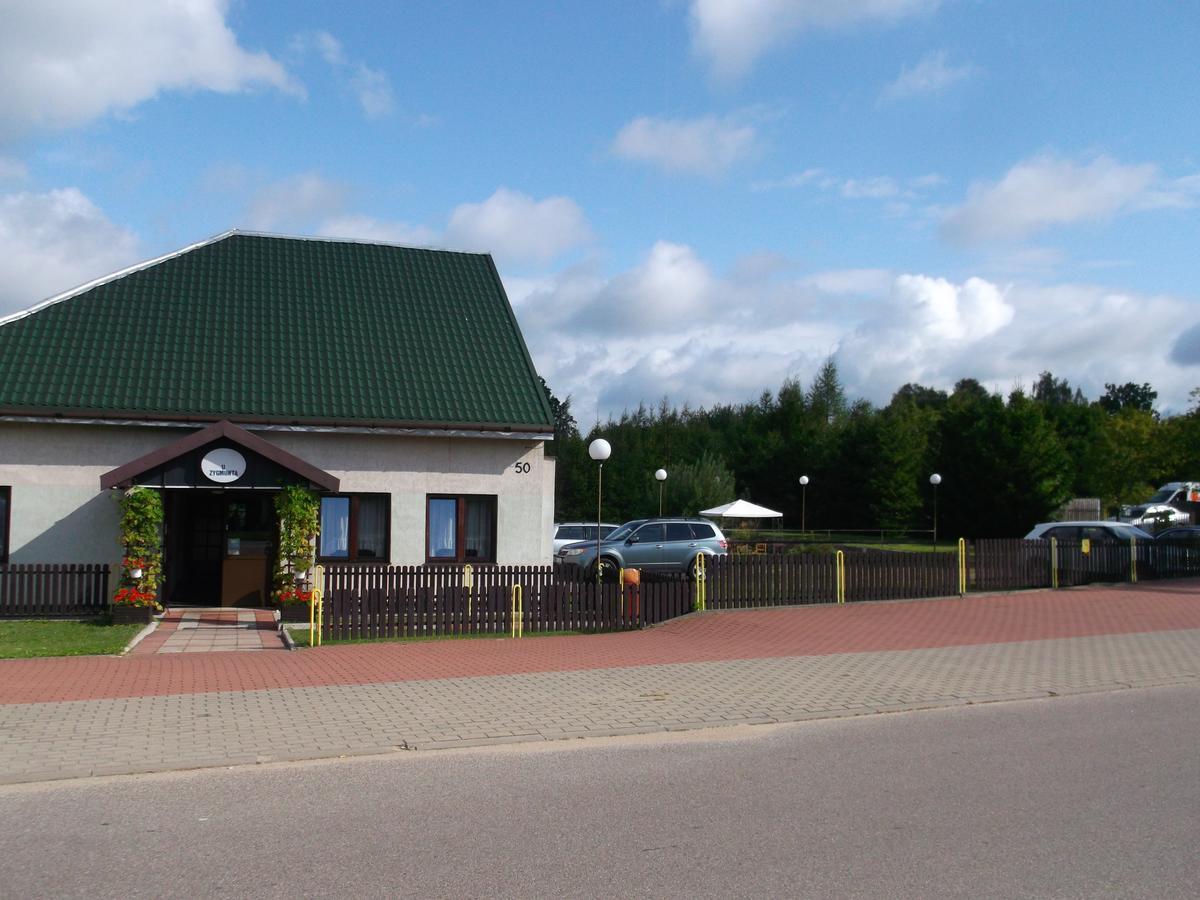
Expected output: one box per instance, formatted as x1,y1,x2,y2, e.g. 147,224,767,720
596,557,621,583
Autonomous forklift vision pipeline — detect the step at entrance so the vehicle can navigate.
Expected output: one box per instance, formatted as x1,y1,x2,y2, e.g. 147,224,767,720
130,608,285,655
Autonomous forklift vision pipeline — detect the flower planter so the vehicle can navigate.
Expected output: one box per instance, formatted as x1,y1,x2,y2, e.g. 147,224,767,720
111,604,154,625
279,604,312,623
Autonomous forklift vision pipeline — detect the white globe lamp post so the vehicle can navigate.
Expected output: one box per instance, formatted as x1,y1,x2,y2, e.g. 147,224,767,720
929,473,942,548
589,439,612,582
798,475,809,534
654,468,668,517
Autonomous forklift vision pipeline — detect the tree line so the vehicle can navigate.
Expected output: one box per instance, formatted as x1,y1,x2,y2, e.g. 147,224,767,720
544,365,1200,539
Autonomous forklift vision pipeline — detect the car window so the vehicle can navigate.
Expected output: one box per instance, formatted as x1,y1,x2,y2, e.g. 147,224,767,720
557,526,581,541
634,523,665,543
1044,526,1078,541
599,525,618,539
664,523,693,541
606,522,643,542
1082,526,1110,542
689,523,715,539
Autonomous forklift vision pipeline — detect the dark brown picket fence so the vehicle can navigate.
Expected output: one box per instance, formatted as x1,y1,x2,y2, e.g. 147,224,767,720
319,539,1200,640
1150,539,1200,579
843,550,959,602
972,540,1052,591
322,565,693,640
0,564,111,618
969,538,1200,590
706,553,837,608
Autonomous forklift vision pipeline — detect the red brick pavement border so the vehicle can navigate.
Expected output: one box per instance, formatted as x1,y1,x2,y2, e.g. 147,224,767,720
1,580,1198,706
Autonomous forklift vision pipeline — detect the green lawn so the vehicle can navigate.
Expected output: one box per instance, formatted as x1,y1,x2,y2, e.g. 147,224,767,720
0,619,144,659
728,530,958,553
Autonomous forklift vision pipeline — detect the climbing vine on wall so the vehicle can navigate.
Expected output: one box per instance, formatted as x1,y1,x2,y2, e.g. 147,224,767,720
116,487,164,607
274,485,319,604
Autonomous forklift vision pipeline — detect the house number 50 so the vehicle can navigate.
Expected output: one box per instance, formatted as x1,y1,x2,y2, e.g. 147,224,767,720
512,462,531,474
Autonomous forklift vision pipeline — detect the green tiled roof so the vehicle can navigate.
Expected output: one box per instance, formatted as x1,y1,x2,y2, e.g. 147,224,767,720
0,232,553,430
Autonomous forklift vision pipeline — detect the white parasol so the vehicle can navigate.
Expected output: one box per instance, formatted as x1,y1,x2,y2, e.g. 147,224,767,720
699,499,783,519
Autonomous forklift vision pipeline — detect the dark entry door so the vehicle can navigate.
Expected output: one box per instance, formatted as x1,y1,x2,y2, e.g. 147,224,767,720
172,492,225,605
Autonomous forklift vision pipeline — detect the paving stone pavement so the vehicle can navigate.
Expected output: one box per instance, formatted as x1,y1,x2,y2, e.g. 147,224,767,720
129,608,283,655
1,622,1197,785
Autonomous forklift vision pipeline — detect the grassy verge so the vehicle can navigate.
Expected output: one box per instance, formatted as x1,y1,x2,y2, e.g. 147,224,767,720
0,619,144,659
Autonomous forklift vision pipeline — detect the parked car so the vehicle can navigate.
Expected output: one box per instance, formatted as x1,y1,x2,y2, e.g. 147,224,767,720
1024,521,1153,542
1153,526,1200,542
552,522,619,553
1025,520,1155,583
556,517,728,579
1153,526,1200,577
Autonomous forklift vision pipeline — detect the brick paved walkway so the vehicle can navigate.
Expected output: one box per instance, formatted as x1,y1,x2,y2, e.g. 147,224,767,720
0,581,1197,784
129,608,284,655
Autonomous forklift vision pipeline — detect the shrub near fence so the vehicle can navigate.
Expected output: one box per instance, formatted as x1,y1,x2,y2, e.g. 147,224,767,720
0,564,111,618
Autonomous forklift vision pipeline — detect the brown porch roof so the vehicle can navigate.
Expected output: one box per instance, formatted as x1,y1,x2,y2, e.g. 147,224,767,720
100,420,340,491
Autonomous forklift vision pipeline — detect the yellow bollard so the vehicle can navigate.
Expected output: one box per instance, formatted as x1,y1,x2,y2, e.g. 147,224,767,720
510,584,523,638
835,550,846,604
692,554,707,611
958,538,967,596
1130,537,1138,584
309,565,326,647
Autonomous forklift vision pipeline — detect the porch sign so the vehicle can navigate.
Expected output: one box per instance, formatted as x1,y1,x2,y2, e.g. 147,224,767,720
200,448,246,484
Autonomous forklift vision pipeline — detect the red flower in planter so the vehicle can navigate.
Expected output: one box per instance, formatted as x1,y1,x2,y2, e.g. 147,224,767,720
277,588,313,606
113,587,157,607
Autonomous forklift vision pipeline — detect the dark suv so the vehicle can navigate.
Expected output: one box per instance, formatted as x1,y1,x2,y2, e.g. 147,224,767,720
556,517,728,579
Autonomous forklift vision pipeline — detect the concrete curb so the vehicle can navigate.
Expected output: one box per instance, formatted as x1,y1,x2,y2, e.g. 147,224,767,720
121,619,160,655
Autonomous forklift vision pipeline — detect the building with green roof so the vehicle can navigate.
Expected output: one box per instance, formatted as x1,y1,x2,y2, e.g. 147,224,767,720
0,232,557,606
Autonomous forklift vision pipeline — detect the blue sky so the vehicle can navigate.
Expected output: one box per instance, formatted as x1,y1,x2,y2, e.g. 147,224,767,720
2,1,1198,419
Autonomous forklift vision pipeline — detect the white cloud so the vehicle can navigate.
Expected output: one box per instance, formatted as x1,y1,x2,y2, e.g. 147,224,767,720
942,155,1160,243
612,115,758,176
842,176,901,199
445,188,592,265
349,66,394,119
837,275,1197,411
750,168,823,192
689,0,941,80
802,269,892,295
881,50,977,101
243,172,350,231
0,0,295,142
316,215,438,248
293,30,394,120
577,241,721,334
506,237,1199,419
0,188,139,315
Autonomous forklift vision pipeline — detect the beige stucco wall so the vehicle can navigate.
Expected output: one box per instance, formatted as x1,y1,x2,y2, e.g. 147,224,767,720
0,422,555,567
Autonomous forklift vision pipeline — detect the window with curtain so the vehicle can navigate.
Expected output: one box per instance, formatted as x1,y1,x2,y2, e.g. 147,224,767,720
318,494,389,562
427,495,496,563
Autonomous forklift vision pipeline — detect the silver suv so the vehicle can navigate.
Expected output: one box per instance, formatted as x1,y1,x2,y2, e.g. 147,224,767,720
556,517,728,579
552,522,619,554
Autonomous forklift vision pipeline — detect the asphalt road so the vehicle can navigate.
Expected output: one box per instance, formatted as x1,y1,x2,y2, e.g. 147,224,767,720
1,684,1197,899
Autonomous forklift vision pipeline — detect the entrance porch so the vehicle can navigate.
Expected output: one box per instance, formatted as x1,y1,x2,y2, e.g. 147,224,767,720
129,608,285,655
